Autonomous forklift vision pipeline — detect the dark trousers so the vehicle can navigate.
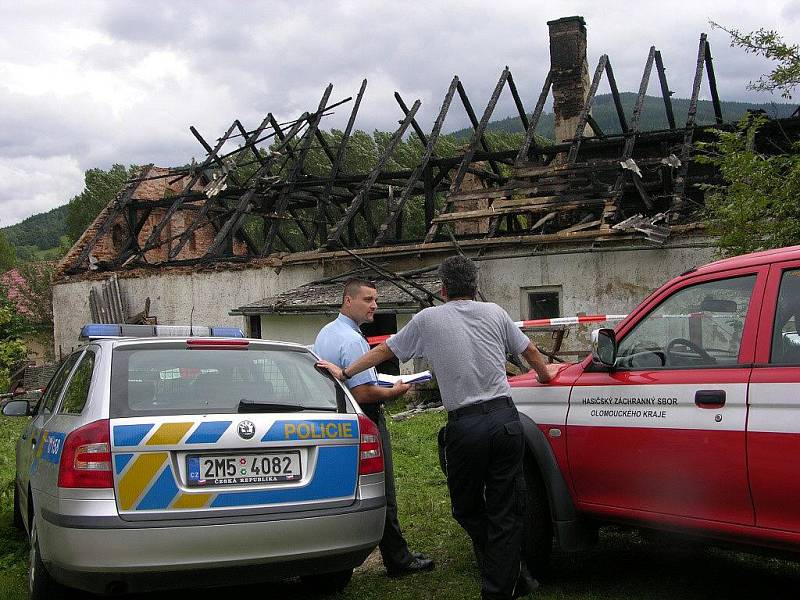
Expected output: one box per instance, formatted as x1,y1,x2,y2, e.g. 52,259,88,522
361,403,414,571
445,399,526,600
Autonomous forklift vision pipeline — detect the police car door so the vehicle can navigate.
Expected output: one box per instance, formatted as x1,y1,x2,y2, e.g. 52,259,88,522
24,352,82,497
568,267,766,525
749,262,800,533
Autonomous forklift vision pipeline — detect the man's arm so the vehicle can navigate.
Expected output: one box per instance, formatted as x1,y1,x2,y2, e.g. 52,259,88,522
521,342,561,383
350,380,411,405
317,342,396,381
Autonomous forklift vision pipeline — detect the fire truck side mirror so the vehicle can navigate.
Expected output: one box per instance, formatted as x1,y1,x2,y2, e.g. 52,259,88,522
591,328,617,369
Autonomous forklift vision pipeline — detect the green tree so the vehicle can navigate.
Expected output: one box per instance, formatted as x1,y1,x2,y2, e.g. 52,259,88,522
0,231,15,272
13,261,55,327
712,22,800,99
66,164,137,243
698,115,800,256
0,292,29,392
700,25,800,257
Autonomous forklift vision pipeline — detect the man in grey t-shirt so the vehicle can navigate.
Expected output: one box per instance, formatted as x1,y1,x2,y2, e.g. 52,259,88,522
317,256,557,600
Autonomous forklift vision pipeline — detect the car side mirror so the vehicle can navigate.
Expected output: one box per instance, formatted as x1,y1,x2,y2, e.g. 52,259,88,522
2,400,31,417
591,328,617,369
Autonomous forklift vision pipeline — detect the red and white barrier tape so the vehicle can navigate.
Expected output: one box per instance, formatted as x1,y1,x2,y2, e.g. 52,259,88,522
366,314,628,346
513,314,628,328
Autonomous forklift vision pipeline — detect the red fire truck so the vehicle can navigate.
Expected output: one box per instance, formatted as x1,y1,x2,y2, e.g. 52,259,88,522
510,245,800,569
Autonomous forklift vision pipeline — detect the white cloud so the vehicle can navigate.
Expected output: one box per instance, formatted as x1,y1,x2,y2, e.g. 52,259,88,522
0,155,84,226
0,0,797,226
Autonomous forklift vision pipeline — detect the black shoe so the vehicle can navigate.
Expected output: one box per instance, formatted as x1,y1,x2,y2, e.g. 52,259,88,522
411,551,430,561
386,555,435,578
513,563,540,598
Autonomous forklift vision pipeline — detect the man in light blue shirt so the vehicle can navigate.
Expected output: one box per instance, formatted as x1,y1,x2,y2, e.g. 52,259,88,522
313,278,434,578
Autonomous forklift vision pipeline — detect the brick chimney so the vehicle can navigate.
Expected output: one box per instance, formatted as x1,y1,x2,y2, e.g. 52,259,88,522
547,16,591,143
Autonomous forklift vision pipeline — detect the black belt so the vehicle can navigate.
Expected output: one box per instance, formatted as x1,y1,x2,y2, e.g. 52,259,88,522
448,396,513,421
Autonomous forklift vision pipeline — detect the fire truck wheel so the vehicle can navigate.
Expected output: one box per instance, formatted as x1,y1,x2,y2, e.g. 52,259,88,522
522,456,553,576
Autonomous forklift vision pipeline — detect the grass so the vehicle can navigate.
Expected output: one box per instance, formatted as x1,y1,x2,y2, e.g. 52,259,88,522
1,410,799,599
0,415,29,600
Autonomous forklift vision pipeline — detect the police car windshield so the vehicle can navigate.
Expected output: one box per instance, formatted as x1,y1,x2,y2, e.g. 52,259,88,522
110,347,344,417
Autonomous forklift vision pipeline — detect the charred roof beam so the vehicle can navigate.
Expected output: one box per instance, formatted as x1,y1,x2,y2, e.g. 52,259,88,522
672,33,711,216
324,99,421,249
132,120,241,262
654,50,677,129
375,76,459,245
204,110,311,258
424,68,512,244
516,70,553,164
314,79,367,244
169,113,276,260
262,84,334,255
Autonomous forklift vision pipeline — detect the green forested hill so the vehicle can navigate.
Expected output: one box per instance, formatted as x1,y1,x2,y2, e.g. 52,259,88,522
450,93,798,139
1,204,70,260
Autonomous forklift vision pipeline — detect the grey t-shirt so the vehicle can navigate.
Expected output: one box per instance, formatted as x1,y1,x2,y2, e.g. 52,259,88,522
386,300,530,411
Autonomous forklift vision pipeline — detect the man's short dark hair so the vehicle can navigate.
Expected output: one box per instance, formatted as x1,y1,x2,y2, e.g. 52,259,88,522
439,256,478,299
342,278,377,303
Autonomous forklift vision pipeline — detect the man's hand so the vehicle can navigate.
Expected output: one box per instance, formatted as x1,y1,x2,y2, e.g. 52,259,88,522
316,360,344,381
537,363,564,384
522,343,565,384
392,381,411,395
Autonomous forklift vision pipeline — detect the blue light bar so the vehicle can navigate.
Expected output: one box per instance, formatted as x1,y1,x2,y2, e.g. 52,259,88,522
80,324,245,340
211,327,245,338
81,324,122,338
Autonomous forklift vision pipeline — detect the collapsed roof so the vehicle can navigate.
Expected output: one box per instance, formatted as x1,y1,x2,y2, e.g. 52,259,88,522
55,17,800,283
231,274,442,316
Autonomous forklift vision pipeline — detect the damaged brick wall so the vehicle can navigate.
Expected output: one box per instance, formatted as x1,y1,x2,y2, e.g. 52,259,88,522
57,166,246,275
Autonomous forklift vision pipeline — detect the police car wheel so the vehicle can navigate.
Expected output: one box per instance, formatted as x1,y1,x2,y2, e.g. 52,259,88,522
522,458,553,576
29,518,67,600
12,483,24,532
300,568,353,593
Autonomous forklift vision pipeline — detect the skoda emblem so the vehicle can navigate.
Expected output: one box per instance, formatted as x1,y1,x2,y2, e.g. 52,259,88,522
237,420,256,440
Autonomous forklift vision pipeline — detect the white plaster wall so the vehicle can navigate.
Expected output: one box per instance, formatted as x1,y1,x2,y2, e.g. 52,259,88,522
53,242,717,358
53,264,321,355
478,243,717,351
259,314,332,347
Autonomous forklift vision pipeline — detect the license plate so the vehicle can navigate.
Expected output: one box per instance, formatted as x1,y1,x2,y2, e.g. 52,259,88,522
187,451,302,486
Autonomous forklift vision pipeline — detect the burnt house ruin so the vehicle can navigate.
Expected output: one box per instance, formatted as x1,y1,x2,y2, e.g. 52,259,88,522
53,17,800,362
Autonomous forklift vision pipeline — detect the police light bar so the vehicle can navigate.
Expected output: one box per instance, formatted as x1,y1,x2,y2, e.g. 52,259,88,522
80,324,245,340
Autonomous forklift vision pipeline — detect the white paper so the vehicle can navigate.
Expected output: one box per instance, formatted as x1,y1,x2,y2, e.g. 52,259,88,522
376,370,432,387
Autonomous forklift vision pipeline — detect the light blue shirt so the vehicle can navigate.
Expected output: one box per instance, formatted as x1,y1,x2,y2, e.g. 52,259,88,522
313,314,378,389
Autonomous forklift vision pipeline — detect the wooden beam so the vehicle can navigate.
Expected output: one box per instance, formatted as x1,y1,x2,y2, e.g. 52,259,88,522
314,79,367,243
515,71,553,164
374,76,459,245
135,121,240,260
262,84,334,254
604,59,629,133
432,198,607,222
654,50,676,129
325,99,421,248
704,40,724,124
672,34,707,215
567,56,608,164
424,69,511,243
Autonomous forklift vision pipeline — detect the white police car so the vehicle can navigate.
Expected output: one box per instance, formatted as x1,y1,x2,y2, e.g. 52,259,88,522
3,324,385,598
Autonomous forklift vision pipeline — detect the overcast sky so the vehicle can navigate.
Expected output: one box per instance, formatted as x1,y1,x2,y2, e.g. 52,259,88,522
1,0,798,227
